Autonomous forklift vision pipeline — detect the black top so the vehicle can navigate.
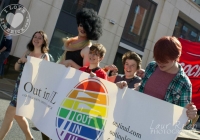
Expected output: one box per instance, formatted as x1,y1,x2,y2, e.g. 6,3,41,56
65,50,83,67
0,36,12,52
115,74,142,88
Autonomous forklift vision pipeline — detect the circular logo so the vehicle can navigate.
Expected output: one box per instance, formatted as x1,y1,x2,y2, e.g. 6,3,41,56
0,4,31,35
56,79,108,140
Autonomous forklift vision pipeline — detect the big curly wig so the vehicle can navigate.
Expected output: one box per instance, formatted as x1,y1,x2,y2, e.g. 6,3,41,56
76,8,102,40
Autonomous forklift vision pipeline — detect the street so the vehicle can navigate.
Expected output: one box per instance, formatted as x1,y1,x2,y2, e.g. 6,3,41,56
0,78,42,140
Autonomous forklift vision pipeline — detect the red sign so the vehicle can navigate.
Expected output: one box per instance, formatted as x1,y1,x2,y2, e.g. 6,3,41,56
179,38,200,109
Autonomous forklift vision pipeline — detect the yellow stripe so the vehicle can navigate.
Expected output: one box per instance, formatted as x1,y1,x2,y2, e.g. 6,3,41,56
62,99,74,108
73,101,107,117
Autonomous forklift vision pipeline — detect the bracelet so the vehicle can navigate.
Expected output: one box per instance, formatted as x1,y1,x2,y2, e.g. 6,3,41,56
184,120,192,130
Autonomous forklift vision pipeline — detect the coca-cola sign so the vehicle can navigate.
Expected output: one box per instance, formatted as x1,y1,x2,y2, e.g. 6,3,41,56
179,38,200,109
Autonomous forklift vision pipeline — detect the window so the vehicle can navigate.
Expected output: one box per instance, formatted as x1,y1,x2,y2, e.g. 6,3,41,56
197,32,200,42
121,0,157,51
181,24,198,42
173,18,200,42
49,29,74,61
130,5,147,36
173,19,183,37
62,0,101,15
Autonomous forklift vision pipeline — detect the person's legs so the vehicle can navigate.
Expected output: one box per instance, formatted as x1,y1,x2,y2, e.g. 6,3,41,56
0,80,34,140
0,105,16,139
14,115,34,140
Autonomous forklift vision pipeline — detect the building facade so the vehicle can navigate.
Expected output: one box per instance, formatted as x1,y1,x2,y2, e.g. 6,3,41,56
1,0,200,77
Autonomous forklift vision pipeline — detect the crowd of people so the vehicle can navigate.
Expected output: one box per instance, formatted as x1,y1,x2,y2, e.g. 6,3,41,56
0,8,198,140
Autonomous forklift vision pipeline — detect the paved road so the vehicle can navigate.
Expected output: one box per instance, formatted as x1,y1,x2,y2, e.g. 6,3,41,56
0,78,42,140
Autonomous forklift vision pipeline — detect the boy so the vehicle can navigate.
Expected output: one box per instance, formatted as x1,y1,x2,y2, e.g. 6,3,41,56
104,51,142,88
79,43,107,80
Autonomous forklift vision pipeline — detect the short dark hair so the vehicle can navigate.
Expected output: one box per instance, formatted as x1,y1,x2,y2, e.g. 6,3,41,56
122,51,141,70
76,8,102,40
154,36,182,63
27,31,49,53
90,43,106,58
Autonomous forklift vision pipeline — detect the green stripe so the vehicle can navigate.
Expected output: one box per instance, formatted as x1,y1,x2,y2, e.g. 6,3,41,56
59,108,70,118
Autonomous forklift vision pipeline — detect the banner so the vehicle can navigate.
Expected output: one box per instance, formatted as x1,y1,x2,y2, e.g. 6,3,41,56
16,57,188,140
179,38,200,109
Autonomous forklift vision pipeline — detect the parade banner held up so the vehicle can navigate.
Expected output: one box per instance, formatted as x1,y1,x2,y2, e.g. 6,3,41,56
16,57,188,140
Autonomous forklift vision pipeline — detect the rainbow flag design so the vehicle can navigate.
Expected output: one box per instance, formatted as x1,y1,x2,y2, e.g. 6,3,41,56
56,79,108,140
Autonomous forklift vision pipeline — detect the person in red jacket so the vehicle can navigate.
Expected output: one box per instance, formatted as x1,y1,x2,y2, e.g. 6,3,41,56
79,43,107,80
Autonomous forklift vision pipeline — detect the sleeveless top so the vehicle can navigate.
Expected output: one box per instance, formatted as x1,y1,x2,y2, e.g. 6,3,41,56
65,50,83,67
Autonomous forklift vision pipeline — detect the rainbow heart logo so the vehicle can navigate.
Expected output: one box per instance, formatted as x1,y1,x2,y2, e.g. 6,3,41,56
56,78,108,140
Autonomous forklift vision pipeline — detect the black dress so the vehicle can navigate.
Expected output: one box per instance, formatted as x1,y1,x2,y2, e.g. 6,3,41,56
65,50,83,67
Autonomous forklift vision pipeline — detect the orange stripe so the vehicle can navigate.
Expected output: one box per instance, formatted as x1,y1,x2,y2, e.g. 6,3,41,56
76,81,105,93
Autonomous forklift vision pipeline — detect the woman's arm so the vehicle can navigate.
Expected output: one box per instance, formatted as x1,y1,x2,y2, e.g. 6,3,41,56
15,51,29,71
15,59,22,71
81,46,90,67
60,59,81,69
57,51,66,63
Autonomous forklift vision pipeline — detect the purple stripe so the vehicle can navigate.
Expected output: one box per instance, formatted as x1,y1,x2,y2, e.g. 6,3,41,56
65,133,86,140
60,131,64,136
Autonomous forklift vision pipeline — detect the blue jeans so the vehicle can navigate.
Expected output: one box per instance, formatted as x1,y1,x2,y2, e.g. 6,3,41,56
0,51,9,76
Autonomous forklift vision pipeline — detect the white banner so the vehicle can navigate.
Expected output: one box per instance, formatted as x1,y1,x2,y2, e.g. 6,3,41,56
16,57,188,140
